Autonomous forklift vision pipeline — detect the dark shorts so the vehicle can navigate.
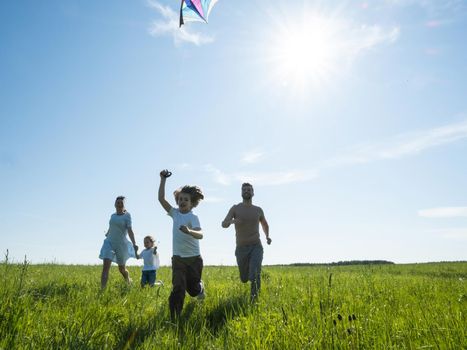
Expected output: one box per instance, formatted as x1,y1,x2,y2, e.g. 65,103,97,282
141,270,156,287
169,255,204,318
235,243,263,283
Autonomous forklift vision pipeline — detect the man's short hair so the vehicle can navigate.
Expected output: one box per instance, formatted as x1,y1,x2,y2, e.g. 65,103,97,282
242,183,253,188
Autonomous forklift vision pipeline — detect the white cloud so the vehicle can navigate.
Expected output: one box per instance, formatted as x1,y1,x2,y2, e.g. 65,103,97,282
205,163,317,187
234,170,318,186
430,228,467,240
203,196,225,203
384,0,466,23
147,0,214,46
206,119,467,187
241,150,264,164
326,119,467,167
418,207,467,218
205,164,232,185
343,25,400,59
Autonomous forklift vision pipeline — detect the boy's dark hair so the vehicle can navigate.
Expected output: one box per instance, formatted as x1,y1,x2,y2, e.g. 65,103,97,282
242,183,253,188
174,185,204,208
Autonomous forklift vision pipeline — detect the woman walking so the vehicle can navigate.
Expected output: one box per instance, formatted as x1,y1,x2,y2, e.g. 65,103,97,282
99,196,138,289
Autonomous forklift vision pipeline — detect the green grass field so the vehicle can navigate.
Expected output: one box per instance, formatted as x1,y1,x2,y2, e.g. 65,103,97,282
1,258,466,349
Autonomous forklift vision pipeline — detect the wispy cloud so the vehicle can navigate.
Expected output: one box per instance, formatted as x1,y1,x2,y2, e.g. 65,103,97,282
205,119,467,187
235,170,318,186
419,207,467,218
326,119,467,167
385,0,464,11
203,196,225,203
241,150,264,164
343,25,400,59
147,0,214,46
385,0,466,25
205,164,232,185
429,228,467,240
205,164,317,187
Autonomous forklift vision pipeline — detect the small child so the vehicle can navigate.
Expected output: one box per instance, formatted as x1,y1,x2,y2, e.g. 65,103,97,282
158,169,205,320
136,235,160,287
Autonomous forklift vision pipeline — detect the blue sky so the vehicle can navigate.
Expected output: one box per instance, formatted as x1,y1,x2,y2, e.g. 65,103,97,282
1,0,466,266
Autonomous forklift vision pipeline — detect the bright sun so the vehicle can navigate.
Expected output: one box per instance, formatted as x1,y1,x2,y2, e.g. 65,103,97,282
267,14,343,91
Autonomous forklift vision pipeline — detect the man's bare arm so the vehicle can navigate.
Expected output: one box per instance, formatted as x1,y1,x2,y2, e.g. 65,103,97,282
260,215,271,245
221,206,236,228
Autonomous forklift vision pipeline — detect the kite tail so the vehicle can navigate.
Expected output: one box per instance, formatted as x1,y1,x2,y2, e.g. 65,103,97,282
179,0,184,27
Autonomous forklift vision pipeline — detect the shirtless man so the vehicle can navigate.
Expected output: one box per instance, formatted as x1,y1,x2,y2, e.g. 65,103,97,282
222,183,271,300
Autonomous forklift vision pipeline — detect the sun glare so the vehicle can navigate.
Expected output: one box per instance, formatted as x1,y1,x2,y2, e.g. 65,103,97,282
266,14,343,92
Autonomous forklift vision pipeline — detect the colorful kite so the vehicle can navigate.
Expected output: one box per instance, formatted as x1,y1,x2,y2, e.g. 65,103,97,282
179,0,218,27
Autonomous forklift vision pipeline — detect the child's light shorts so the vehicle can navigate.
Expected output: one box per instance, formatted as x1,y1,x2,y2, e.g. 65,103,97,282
99,238,136,265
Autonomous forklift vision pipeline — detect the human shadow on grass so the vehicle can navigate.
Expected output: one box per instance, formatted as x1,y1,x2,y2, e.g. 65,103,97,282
163,295,252,342
195,294,252,335
116,294,252,349
117,301,201,349
115,292,169,350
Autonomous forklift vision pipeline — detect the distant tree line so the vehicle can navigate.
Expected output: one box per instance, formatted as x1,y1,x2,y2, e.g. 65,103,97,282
283,260,395,266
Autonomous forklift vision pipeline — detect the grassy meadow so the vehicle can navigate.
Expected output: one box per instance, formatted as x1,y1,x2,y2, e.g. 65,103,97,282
1,258,466,349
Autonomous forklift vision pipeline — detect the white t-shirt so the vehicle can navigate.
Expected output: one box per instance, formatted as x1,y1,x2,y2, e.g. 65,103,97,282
139,248,160,271
168,207,201,257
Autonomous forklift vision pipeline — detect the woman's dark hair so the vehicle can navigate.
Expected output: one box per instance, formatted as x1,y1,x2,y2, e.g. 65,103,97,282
173,186,204,208
115,196,126,212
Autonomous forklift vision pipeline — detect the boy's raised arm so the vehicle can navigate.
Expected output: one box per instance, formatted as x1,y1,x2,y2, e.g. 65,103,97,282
158,169,172,213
